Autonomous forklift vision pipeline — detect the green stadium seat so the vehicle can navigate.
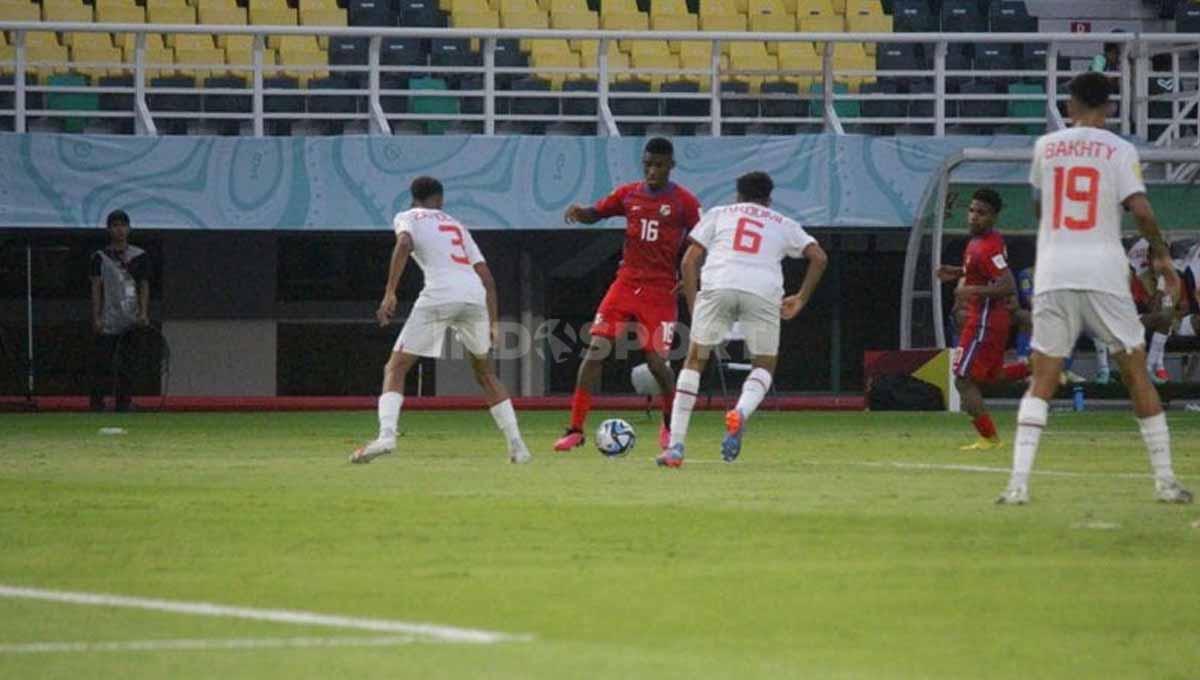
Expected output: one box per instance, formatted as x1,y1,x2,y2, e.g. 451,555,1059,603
46,72,97,133
409,76,457,134
1007,81,1044,134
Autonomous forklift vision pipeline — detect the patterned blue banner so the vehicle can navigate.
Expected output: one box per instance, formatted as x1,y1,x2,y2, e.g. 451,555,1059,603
0,132,1036,230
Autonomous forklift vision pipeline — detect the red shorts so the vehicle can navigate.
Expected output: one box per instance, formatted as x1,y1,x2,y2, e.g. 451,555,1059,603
590,277,677,355
954,308,1011,383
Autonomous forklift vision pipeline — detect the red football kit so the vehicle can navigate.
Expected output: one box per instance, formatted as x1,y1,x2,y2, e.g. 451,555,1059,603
953,229,1013,383
589,181,702,355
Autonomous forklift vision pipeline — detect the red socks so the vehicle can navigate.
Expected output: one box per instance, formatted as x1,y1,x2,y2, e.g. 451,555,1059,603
972,413,997,440
1003,362,1031,381
569,387,592,431
661,390,674,427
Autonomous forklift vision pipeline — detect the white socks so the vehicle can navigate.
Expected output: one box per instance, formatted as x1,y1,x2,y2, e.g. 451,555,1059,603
735,368,772,419
1092,338,1110,372
489,399,524,448
669,369,700,447
1010,396,1048,487
378,391,403,441
1137,412,1175,482
1147,332,1168,370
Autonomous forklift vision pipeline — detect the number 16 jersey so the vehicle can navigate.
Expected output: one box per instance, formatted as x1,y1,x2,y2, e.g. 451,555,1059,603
393,208,486,307
593,182,702,288
689,202,815,302
1029,126,1146,299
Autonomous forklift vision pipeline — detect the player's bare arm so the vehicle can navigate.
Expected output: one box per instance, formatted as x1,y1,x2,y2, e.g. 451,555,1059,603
564,204,601,225
475,261,500,347
680,241,705,314
956,267,1016,300
377,231,413,326
1125,193,1181,295
782,242,828,320
936,264,965,282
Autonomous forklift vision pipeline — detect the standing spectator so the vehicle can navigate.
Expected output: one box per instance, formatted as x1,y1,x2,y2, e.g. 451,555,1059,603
89,210,150,412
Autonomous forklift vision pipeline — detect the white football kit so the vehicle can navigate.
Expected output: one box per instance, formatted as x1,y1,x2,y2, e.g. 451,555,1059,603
391,208,491,358
687,202,815,356
1028,127,1148,357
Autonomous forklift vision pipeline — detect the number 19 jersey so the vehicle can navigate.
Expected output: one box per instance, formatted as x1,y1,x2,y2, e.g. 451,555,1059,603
689,202,815,302
393,208,486,307
1029,126,1146,299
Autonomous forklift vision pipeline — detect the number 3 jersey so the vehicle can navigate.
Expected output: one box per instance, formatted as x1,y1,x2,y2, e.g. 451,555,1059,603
393,208,486,307
689,202,816,302
1029,126,1146,299
593,181,702,288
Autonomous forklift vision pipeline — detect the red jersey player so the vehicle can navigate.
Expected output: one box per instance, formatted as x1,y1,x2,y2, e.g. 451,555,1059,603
937,188,1029,451
554,137,702,452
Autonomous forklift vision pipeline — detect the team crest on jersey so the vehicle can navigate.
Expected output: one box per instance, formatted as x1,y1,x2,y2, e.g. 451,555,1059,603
659,204,671,217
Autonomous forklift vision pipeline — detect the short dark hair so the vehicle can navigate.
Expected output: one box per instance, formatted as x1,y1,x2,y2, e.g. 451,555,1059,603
971,187,1003,214
106,209,130,228
410,176,444,203
644,137,673,157
1069,71,1111,110
736,171,774,202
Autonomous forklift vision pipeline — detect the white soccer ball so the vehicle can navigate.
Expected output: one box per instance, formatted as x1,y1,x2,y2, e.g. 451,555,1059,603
595,418,636,458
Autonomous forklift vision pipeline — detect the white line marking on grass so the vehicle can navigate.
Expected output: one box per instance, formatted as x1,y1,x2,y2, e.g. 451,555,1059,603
0,636,421,654
686,459,1148,478
0,585,532,645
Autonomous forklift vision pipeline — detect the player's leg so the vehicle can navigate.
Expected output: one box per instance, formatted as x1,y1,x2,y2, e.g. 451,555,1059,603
555,282,629,451
636,296,678,449
1091,294,1192,503
998,291,1076,504
952,313,1001,450
720,291,782,462
468,352,531,464
656,340,712,468
1143,308,1172,382
88,333,117,411
643,349,676,447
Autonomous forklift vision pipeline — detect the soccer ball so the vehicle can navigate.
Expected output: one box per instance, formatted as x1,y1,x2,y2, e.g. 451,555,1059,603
595,418,636,457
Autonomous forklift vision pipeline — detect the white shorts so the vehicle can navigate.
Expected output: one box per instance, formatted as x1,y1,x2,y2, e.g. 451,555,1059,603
1031,290,1146,358
689,288,781,356
394,300,490,358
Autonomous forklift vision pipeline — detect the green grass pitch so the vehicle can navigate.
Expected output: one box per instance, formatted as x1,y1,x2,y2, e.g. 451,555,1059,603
1,409,1198,679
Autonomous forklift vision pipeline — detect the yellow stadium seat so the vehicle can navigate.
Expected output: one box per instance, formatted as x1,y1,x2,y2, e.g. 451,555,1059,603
275,48,327,85
43,0,93,23
65,33,114,51
749,11,795,36
629,40,670,59
600,0,638,15
550,10,598,30
845,0,881,13
71,43,125,78
578,46,628,81
699,0,737,16
600,11,648,30
96,4,147,23
677,40,723,88
498,0,538,13
249,6,298,26
174,34,215,51
830,0,845,12
831,41,872,88
199,7,248,48
452,9,500,50
174,45,226,78
652,0,688,15
729,51,778,92
299,0,339,9
547,0,587,12
795,0,835,14
274,35,320,53
776,40,819,88
95,0,137,11
26,42,70,77
652,13,698,33
531,47,580,88
798,13,843,33
846,11,891,55
500,9,548,51
119,32,167,54
249,0,289,11
300,8,347,49
224,38,277,71
630,50,679,89
0,2,41,22
196,0,239,11
149,5,197,26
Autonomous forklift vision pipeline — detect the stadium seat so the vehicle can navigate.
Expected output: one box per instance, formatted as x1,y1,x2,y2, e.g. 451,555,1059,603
26,40,72,78
348,0,395,25
845,6,891,55
973,42,1016,79
610,77,656,134
71,37,126,80
944,41,971,72
1006,80,1044,134
940,0,985,32
149,3,198,36
398,0,444,26
532,43,581,88
776,41,820,89
1176,0,1200,32
45,72,96,132
174,43,227,79
747,0,796,35
329,37,368,67
832,42,874,89
652,11,699,32
631,50,681,90
876,41,923,71
202,74,250,115
797,12,844,33
561,76,597,115
807,78,857,118
890,0,933,31
451,9,500,52
989,0,1035,32
409,76,457,134
859,78,903,127
551,9,599,31
0,1,40,22
793,0,836,15
507,76,556,129
759,77,803,120
198,7,248,49
249,5,299,27
381,37,428,70
223,37,279,73
955,78,1003,127
661,78,707,117
719,78,756,132
276,44,329,86
677,40,721,89
43,0,93,23
729,42,777,93
307,75,359,114
96,1,148,24
300,8,348,49
431,38,480,67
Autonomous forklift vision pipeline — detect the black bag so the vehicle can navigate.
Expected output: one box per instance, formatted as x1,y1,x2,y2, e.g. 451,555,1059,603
868,374,945,411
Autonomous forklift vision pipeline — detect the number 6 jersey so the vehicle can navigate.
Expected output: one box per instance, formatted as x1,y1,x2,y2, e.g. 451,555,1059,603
393,208,486,306
1029,127,1146,299
689,202,816,301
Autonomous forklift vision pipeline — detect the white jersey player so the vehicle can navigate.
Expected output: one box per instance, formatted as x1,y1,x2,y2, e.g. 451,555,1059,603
997,72,1190,505
350,176,531,465
656,171,827,468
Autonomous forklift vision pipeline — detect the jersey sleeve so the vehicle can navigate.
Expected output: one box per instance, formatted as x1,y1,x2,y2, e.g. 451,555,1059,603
681,189,702,230
1116,143,1147,203
393,211,413,235
980,238,1009,279
592,185,629,219
785,219,817,258
688,209,717,249
1028,139,1043,188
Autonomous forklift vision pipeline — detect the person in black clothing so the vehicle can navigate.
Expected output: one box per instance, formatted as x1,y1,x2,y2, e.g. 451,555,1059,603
89,210,150,412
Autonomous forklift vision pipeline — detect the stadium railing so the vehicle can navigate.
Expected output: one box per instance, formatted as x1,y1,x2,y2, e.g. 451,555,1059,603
0,22,1197,139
